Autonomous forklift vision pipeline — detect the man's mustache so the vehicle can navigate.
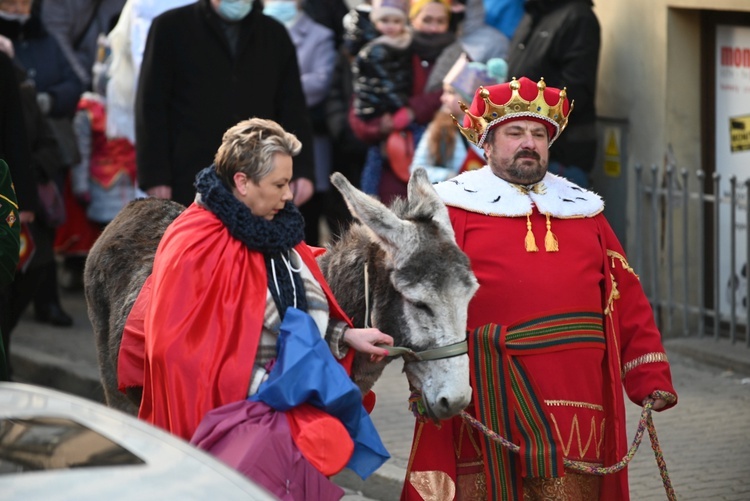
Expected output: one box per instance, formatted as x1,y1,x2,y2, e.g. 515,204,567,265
514,150,541,161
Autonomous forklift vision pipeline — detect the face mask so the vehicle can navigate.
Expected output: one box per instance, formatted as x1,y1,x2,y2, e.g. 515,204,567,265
216,0,253,22
0,11,30,24
263,1,298,26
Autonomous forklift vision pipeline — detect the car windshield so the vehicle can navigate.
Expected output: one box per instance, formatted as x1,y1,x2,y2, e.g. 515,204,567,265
0,417,145,473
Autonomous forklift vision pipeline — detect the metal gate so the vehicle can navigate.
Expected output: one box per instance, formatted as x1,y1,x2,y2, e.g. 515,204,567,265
634,164,749,346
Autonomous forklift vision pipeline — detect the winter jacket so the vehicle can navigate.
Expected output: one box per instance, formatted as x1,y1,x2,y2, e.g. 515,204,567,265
301,0,349,48
0,52,36,213
352,37,413,119
135,0,314,206
287,13,336,109
342,4,379,57
348,31,453,145
41,0,126,88
0,15,84,118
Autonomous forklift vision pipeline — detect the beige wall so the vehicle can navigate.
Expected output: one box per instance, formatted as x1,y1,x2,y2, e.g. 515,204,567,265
596,1,669,167
594,0,750,252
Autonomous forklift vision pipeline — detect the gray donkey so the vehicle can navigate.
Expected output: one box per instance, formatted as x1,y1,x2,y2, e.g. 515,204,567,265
84,169,478,420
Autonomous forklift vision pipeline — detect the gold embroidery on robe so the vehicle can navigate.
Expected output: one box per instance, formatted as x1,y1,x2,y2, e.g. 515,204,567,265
455,418,484,459
456,472,487,501
549,413,606,459
523,472,602,501
606,249,638,278
410,470,456,501
545,400,604,411
623,352,669,374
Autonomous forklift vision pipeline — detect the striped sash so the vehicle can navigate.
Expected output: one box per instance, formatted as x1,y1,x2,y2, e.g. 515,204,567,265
469,311,605,500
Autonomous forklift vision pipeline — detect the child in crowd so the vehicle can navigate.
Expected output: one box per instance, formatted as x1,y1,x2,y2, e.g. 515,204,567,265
409,53,506,183
351,0,412,121
68,35,137,229
350,0,413,194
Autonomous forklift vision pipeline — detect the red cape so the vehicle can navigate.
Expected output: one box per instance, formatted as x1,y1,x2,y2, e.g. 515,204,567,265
121,203,353,441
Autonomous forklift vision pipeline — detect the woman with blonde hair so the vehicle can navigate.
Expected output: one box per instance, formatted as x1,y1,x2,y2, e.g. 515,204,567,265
130,118,393,498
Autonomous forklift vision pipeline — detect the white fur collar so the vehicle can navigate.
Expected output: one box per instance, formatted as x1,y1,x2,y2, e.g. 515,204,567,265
434,166,604,218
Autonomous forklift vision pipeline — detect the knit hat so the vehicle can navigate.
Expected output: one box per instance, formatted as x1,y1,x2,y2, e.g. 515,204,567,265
443,54,508,103
370,0,408,22
409,0,450,19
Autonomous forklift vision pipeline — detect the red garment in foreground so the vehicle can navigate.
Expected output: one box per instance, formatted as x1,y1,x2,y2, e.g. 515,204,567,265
129,203,352,442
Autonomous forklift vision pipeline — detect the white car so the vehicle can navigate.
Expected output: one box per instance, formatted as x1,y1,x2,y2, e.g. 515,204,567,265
0,382,276,500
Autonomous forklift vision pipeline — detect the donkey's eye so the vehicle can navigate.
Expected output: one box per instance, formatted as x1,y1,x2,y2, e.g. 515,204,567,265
412,301,433,315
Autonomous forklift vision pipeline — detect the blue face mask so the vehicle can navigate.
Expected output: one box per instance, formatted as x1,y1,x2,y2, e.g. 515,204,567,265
263,1,298,25
217,0,253,22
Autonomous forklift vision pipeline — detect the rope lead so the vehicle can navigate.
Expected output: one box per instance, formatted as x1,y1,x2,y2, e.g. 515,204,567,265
407,389,677,500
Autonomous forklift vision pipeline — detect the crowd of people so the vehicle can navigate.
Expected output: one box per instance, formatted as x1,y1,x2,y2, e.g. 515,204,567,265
0,1,680,500
0,0,524,354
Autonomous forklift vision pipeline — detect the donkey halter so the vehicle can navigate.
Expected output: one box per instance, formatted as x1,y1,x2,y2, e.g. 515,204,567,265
363,263,468,363
379,340,468,363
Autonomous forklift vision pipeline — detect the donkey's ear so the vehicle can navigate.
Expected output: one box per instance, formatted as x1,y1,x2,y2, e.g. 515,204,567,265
407,168,455,239
330,172,410,246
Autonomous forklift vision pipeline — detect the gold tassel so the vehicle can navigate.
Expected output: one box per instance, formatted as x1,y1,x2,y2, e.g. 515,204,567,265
544,214,559,252
525,214,539,252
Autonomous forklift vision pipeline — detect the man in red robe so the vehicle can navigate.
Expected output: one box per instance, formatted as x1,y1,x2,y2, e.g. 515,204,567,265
401,77,677,500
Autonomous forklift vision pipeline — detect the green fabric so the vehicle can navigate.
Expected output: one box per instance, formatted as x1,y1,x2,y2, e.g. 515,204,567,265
0,158,20,381
0,159,20,286
0,334,7,381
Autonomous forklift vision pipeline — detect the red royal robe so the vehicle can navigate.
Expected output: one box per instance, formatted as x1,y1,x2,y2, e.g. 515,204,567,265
403,168,677,501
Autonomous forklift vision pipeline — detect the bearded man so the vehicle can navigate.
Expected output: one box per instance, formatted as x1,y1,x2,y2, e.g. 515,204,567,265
400,76,677,501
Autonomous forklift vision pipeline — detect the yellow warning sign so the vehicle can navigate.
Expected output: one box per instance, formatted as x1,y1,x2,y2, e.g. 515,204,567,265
606,130,619,157
730,115,750,153
603,128,621,177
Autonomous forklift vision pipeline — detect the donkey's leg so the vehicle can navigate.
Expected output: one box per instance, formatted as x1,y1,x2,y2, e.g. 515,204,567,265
85,248,138,414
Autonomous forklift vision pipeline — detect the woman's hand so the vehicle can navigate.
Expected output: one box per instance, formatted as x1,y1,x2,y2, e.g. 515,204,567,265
344,328,394,363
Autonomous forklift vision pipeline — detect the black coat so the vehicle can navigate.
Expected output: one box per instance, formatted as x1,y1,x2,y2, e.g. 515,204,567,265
342,5,379,57
0,15,84,118
0,52,34,211
352,40,413,120
135,0,314,206
0,52,61,270
507,0,600,172
302,0,349,48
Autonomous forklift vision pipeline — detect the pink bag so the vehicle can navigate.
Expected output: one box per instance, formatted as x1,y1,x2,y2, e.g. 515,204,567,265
190,400,345,501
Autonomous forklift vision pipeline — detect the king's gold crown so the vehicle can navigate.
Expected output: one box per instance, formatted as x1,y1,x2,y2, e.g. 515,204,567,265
452,77,574,147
